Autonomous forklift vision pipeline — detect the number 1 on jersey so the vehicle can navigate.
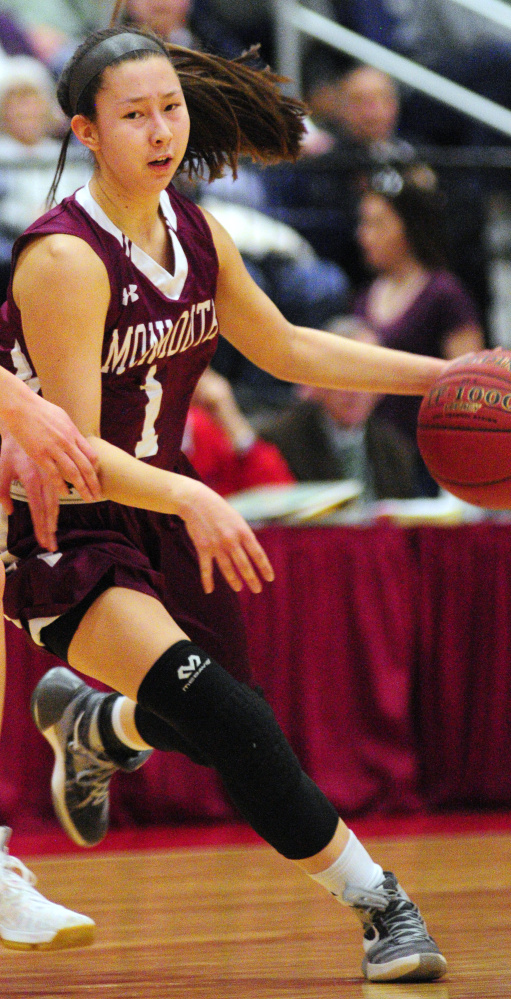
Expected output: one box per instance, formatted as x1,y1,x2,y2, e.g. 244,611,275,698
135,364,163,459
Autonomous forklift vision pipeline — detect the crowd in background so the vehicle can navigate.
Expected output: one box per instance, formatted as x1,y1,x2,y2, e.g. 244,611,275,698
0,0,508,501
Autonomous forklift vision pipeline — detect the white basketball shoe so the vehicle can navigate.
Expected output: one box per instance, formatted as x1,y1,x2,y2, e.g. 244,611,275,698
0,827,95,949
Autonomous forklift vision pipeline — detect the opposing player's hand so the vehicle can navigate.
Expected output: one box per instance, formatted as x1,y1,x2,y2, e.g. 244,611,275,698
2,389,101,503
174,477,274,594
0,434,61,551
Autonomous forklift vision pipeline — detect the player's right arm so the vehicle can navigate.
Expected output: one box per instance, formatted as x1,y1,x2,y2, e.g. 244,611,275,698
12,234,272,594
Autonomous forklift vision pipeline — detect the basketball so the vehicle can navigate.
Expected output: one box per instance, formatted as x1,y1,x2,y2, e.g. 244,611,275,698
417,348,511,508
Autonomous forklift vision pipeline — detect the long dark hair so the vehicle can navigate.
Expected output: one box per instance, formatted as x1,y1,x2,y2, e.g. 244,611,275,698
47,25,307,205
366,164,448,270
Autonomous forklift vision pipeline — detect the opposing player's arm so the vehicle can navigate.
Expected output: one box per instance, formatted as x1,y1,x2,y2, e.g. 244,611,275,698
204,208,446,396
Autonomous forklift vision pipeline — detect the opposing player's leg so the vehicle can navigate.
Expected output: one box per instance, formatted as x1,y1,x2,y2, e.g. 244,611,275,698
0,561,94,949
32,585,446,981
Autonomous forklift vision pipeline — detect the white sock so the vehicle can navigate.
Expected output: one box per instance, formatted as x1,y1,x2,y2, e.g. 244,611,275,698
111,696,147,752
309,831,384,903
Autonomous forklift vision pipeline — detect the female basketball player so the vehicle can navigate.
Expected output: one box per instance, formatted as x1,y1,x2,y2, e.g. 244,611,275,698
0,26,448,982
0,371,97,947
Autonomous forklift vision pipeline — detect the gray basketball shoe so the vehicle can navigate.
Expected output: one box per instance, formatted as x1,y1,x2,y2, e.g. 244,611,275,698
31,667,152,848
343,872,447,982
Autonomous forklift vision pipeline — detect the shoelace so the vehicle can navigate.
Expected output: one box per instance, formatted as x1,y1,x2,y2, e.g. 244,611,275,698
0,855,70,914
0,848,36,888
67,737,118,809
343,884,428,944
0,843,57,910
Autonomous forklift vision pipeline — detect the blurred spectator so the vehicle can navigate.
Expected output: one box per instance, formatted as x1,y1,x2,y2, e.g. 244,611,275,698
182,367,295,496
302,58,415,282
353,164,484,493
332,0,511,148
259,317,418,499
303,54,409,156
248,51,491,330
123,0,245,57
199,0,274,61
1,0,107,73
255,56,414,284
0,11,35,57
204,0,340,63
0,56,91,296
195,192,350,414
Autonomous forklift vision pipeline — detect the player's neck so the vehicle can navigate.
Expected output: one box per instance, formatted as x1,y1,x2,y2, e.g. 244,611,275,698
89,174,162,245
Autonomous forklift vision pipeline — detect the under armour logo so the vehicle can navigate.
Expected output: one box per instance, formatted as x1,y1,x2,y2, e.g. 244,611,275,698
122,284,139,305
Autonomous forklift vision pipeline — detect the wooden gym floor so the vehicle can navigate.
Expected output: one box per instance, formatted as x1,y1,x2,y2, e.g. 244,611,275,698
2,830,510,998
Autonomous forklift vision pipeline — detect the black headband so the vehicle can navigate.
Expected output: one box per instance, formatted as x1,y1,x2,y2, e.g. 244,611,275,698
68,32,169,115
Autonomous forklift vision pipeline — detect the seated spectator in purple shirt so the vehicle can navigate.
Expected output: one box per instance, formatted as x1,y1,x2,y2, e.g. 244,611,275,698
353,163,484,493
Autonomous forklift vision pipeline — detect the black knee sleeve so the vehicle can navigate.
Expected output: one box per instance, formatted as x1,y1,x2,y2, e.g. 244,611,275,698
134,705,213,767
137,641,338,859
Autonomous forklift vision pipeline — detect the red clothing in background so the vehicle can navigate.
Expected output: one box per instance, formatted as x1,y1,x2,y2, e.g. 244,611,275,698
184,406,295,497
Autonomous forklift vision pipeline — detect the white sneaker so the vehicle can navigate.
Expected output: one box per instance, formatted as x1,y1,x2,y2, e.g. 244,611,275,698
0,827,95,949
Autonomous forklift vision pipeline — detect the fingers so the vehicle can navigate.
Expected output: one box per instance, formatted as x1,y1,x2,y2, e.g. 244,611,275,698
23,469,61,552
0,463,13,517
227,542,270,594
215,548,244,593
13,397,101,503
52,436,101,503
181,482,274,595
39,475,61,552
197,530,274,595
197,549,214,595
0,430,68,551
241,532,275,586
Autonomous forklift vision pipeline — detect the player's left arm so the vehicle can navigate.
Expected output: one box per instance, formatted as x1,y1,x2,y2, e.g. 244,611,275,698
204,209,446,397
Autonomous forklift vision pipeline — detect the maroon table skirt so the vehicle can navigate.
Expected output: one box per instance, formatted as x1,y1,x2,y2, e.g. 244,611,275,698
2,522,511,835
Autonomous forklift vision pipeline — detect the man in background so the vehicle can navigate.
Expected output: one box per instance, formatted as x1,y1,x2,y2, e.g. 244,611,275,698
259,318,418,500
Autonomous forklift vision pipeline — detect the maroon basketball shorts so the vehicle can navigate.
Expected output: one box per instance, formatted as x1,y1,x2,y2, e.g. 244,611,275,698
3,493,251,684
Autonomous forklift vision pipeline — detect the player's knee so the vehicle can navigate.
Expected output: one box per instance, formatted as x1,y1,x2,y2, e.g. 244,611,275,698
137,640,339,859
137,640,302,787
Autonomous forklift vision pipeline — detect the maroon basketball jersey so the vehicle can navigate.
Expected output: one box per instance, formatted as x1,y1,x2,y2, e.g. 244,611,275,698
0,182,219,471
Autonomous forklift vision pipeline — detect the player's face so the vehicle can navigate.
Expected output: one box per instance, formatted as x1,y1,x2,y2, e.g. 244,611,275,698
86,55,190,194
357,193,410,272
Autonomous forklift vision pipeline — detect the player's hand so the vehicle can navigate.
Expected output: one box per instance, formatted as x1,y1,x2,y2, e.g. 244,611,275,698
0,434,61,552
2,391,101,504
173,476,274,594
